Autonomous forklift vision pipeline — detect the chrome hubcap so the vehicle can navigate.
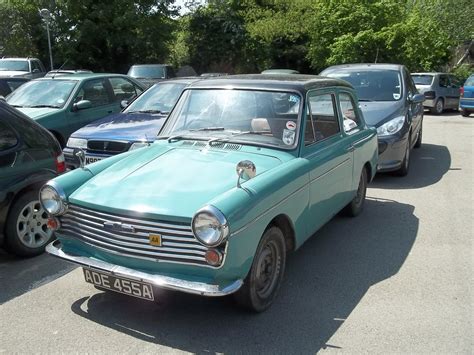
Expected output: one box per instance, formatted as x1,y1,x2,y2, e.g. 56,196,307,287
255,240,281,299
437,100,443,113
16,200,52,248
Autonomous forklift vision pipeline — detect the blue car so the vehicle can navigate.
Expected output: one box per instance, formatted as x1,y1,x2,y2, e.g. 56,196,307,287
460,74,474,117
63,77,200,168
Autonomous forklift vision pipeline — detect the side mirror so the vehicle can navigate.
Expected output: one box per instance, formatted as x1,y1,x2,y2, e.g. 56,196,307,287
73,100,92,111
120,100,129,109
410,93,425,103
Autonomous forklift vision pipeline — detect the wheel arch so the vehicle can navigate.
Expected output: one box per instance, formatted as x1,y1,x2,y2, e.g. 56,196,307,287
267,214,296,253
49,130,65,148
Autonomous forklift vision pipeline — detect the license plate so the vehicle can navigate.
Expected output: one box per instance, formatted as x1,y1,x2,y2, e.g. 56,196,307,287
83,268,154,301
85,156,104,165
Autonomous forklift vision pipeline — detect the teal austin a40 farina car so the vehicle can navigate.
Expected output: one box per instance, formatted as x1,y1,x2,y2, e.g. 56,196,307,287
42,75,378,312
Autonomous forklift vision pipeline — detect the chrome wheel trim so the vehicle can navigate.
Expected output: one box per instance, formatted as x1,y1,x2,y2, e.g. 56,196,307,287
436,99,443,113
255,239,281,299
16,200,52,248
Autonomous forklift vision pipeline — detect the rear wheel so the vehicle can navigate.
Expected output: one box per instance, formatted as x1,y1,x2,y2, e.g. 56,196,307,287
343,167,367,217
234,226,286,312
430,98,444,115
460,108,470,117
4,190,53,257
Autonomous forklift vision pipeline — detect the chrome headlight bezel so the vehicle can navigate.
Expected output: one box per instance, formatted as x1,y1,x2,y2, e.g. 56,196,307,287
66,137,88,149
191,206,229,247
376,116,406,137
39,181,68,216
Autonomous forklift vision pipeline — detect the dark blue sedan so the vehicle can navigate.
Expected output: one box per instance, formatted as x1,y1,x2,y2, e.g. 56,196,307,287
63,77,200,168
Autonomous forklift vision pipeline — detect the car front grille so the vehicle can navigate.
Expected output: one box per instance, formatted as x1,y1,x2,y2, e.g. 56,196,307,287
58,204,223,268
87,140,130,154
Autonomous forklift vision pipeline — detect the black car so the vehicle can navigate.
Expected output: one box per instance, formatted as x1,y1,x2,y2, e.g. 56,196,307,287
0,101,65,256
0,77,29,97
321,64,425,176
127,64,176,88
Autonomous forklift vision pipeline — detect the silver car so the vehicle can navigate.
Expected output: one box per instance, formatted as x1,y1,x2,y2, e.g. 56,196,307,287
411,72,462,114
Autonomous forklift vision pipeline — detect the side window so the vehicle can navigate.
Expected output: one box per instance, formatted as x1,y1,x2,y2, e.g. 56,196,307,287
307,93,340,143
404,69,416,95
31,61,40,72
439,75,449,88
74,79,110,107
166,66,176,78
0,121,18,151
449,75,460,88
109,77,139,102
339,92,361,134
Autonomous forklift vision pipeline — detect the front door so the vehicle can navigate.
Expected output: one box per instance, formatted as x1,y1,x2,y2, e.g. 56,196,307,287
301,90,353,236
66,78,116,139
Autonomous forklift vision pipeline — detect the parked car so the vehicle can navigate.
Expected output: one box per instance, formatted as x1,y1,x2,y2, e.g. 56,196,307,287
127,64,176,88
459,74,474,117
261,69,300,74
0,101,65,256
321,64,424,176
6,73,145,147
200,73,228,77
63,77,200,169
43,74,378,312
0,77,29,97
45,69,93,77
0,57,46,79
411,72,461,114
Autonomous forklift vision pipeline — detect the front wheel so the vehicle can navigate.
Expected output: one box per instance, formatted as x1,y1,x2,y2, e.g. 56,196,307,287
234,226,286,312
4,190,54,257
343,167,367,217
414,121,422,148
396,138,411,177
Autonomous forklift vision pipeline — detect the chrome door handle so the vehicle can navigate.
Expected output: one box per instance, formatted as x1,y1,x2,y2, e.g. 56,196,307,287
346,145,355,152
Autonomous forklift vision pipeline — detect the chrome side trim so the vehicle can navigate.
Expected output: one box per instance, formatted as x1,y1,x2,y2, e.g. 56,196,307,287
231,158,351,237
353,134,375,146
46,240,242,297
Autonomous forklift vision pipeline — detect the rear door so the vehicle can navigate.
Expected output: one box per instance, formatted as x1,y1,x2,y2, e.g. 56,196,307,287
66,78,116,138
302,89,353,235
448,75,461,108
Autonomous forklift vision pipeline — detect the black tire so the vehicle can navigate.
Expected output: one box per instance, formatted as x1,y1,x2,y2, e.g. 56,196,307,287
430,98,444,115
460,108,470,117
396,138,411,177
4,190,54,257
234,226,286,312
343,167,368,217
414,121,422,148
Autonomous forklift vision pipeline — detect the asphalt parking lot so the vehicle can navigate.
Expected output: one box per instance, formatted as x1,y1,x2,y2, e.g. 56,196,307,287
0,112,472,353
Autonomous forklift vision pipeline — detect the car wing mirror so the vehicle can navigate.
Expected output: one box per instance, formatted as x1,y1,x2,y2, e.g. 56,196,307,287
73,99,92,111
410,93,425,103
120,100,129,109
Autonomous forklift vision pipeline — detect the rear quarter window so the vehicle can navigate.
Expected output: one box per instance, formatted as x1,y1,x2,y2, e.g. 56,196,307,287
0,120,19,151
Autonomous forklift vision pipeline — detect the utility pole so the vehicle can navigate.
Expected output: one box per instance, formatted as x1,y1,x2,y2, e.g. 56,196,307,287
39,8,54,71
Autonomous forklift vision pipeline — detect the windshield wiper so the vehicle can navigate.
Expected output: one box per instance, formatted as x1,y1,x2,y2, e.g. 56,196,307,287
358,99,374,102
208,130,269,146
128,109,167,114
10,104,23,108
189,127,225,132
27,104,60,108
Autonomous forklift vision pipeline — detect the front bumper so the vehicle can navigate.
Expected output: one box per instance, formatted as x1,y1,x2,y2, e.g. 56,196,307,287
46,240,243,297
376,134,408,172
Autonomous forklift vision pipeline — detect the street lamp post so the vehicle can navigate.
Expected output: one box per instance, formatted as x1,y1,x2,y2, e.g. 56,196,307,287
39,8,54,71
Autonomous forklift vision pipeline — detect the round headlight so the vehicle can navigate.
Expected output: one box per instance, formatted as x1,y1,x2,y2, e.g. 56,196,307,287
192,206,229,247
40,183,67,215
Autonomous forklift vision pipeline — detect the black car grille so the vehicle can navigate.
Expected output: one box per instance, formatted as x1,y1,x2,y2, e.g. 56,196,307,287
87,140,130,154
58,204,224,268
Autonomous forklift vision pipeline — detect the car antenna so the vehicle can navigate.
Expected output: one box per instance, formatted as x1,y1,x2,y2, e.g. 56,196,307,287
51,59,68,79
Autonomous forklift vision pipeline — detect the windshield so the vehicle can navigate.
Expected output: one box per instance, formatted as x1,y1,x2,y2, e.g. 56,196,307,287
324,69,402,101
0,60,29,72
160,89,302,149
128,66,165,79
412,75,434,85
6,80,77,108
465,75,474,86
125,82,186,114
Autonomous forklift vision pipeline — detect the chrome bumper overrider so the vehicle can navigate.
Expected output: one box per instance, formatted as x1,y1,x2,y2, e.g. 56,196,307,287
46,240,243,297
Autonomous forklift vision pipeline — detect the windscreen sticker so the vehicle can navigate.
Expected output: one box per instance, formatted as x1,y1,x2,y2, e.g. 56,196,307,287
282,129,296,145
289,95,299,103
393,93,401,100
286,121,296,130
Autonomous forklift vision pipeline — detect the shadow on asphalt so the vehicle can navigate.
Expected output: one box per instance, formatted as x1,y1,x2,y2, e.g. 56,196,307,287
371,143,451,189
0,249,75,305
70,197,418,353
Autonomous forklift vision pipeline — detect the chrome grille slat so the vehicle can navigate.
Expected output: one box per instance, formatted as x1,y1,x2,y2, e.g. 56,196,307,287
58,204,224,267
69,205,191,231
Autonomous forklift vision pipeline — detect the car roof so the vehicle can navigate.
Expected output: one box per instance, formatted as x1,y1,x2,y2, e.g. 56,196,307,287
130,64,171,67
35,73,129,81
411,72,448,76
159,77,202,85
187,74,352,92
0,57,39,61
322,63,404,72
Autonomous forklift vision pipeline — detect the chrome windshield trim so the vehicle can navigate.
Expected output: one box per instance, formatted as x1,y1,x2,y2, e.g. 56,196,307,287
46,240,242,297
